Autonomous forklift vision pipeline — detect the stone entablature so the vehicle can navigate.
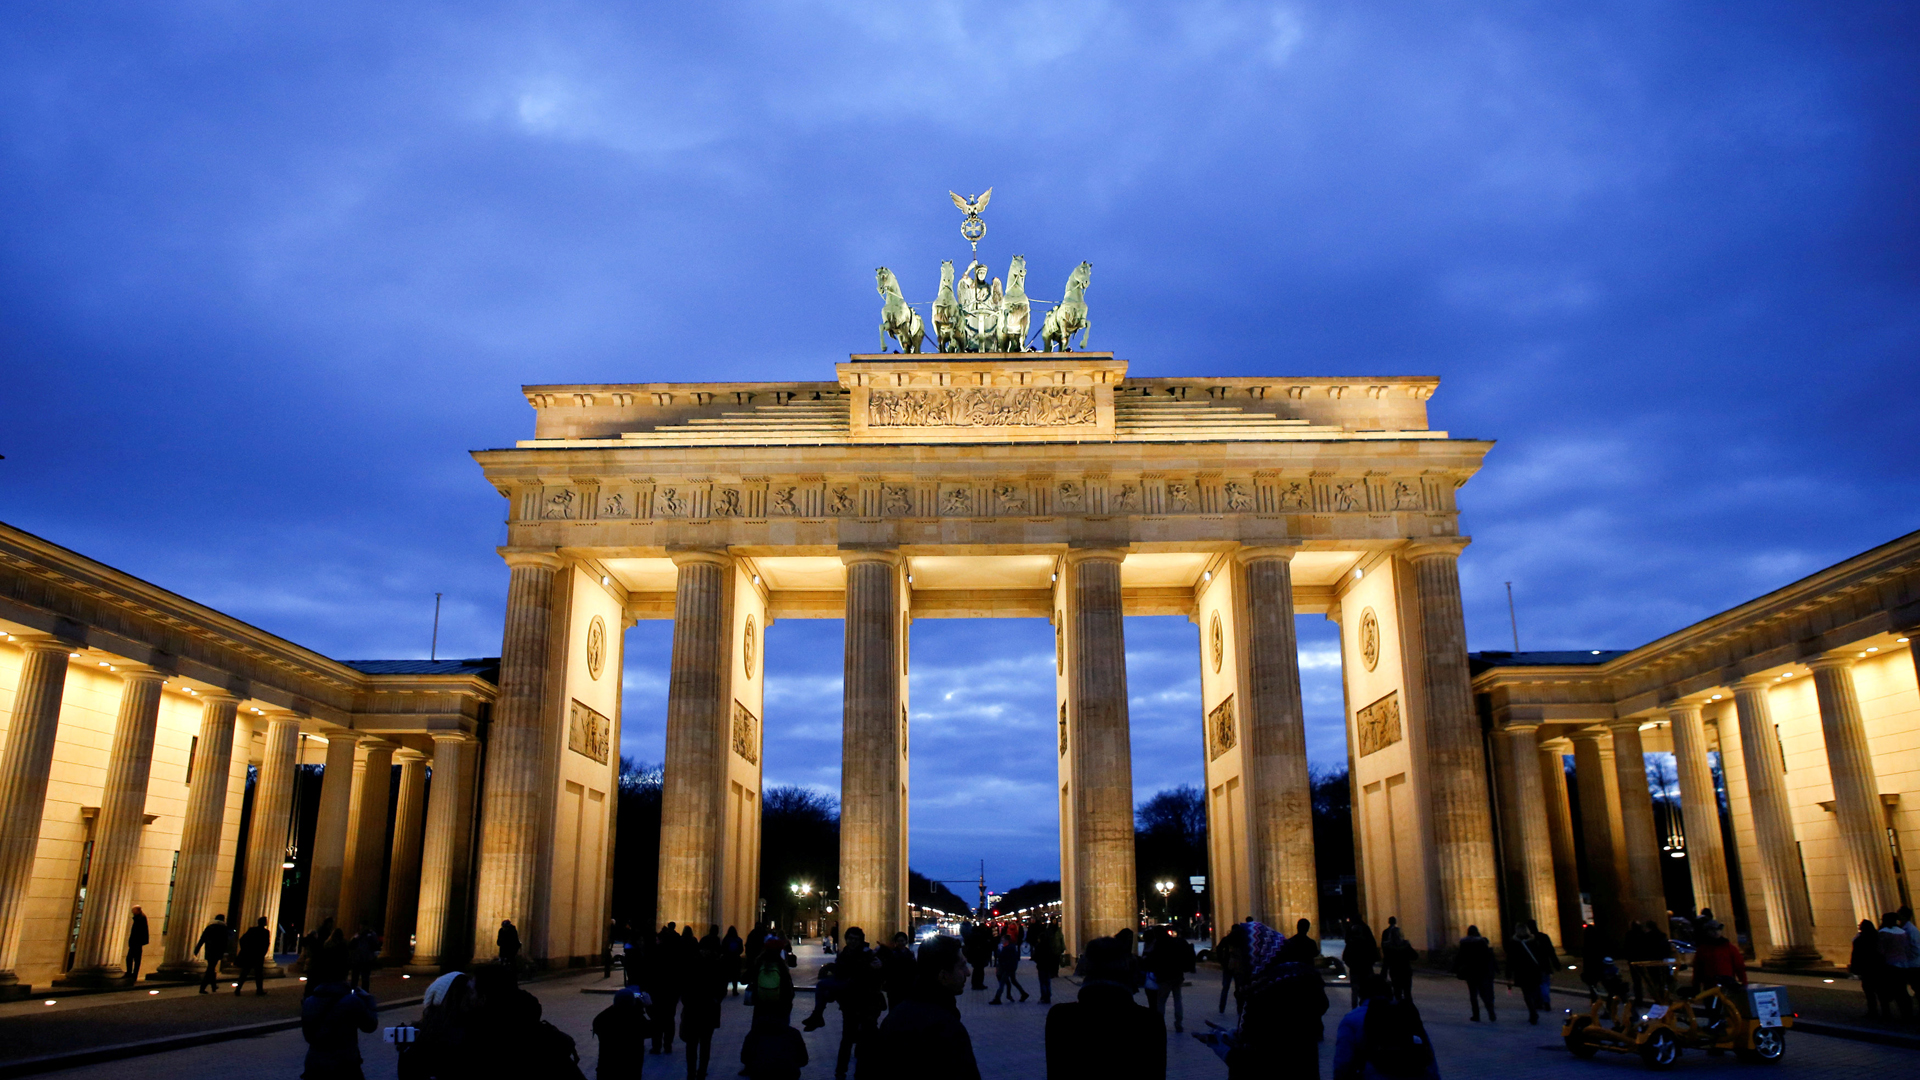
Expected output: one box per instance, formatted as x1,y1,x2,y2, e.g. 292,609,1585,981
0,522,496,736
1471,529,1920,724
517,356,1445,444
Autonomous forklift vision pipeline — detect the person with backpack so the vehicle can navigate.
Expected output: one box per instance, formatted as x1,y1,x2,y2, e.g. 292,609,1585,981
194,913,232,993
300,973,379,1080
1342,920,1381,1007
591,985,652,1080
679,933,728,1080
1334,975,1440,1080
1451,925,1496,1022
1032,920,1066,1004
1227,921,1328,1078
235,916,272,995
1506,921,1557,1025
1379,918,1416,1002
749,933,797,1029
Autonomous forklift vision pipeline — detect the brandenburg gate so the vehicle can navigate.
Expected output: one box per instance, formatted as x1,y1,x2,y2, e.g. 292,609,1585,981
469,352,1501,960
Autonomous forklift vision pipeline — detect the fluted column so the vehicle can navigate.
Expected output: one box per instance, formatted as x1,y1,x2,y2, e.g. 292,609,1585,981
58,665,165,982
1403,542,1501,946
160,692,242,973
1810,656,1900,923
341,739,396,934
1237,548,1318,930
1731,677,1819,964
473,550,564,959
1666,702,1733,921
410,733,479,970
382,751,429,961
0,637,76,987
303,733,359,935
1569,729,1626,938
1539,739,1584,946
657,551,733,932
1606,719,1669,925
1066,549,1136,944
840,550,905,940
236,712,302,964
1503,724,1562,944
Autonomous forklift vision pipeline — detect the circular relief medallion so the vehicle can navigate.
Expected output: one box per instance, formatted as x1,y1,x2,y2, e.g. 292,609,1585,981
1360,607,1380,672
1055,620,1065,674
743,615,758,679
1210,612,1224,673
585,615,606,681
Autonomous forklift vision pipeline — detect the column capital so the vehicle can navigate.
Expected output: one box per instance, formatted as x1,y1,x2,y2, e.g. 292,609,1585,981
1664,699,1706,720
1605,717,1648,734
1541,736,1574,752
429,731,479,746
669,548,734,569
1502,720,1542,736
259,709,305,724
1567,725,1609,744
1234,544,1302,565
115,663,169,685
395,748,428,763
1062,546,1128,566
9,633,82,655
837,547,901,568
498,547,565,572
194,689,243,705
1807,653,1857,672
1733,674,1776,692
357,736,401,752
1401,536,1471,562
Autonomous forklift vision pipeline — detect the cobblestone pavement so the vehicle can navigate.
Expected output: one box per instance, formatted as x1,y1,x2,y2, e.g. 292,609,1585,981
27,951,1920,1080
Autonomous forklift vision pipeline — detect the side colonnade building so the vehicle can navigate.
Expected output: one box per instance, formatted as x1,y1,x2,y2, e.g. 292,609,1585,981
1473,530,1920,965
0,523,496,997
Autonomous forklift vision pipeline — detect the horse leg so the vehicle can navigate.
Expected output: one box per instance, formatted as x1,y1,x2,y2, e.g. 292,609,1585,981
1079,315,1090,351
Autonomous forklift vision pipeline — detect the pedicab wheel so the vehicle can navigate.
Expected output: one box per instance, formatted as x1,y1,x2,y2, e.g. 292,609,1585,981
1564,1016,1600,1058
1639,1028,1679,1070
1735,1027,1785,1063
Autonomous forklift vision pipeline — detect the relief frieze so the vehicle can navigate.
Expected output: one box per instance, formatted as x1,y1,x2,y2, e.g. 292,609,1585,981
1357,691,1402,757
867,386,1097,428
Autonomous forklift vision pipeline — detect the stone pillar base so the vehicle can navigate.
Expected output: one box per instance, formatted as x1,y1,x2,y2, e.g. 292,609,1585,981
1763,945,1826,969
403,961,448,976
53,968,133,990
147,963,206,982
0,983,34,1002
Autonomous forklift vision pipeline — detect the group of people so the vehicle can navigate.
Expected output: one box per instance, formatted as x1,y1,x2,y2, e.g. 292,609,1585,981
186,912,277,994
1848,905,1920,1022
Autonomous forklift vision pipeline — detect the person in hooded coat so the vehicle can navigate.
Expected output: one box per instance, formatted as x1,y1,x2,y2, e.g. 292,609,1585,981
1227,921,1329,1079
867,935,981,1080
1451,926,1496,1022
1342,920,1381,1007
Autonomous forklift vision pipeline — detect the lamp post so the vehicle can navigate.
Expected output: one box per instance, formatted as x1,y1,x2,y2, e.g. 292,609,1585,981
1154,880,1175,925
789,882,812,939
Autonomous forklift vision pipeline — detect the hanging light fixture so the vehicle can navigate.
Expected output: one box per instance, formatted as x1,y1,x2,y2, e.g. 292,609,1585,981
282,734,306,870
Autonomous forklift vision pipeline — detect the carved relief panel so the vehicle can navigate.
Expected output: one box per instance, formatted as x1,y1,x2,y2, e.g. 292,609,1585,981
568,700,612,764
1356,691,1402,757
1208,695,1237,760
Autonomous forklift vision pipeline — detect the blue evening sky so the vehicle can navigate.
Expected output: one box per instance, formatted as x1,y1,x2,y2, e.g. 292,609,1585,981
4,3,1915,888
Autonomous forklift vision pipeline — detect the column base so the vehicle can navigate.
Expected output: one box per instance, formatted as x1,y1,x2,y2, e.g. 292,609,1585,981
148,961,206,982
1762,945,1826,970
53,967,132,989
0,984,34,1002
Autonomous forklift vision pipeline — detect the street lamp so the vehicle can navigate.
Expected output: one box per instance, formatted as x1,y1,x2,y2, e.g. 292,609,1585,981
790,882,812,938
1154,880,1175,924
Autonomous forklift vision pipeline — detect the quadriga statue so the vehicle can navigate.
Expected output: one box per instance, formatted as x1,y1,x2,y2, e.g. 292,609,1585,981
875,267,926,353
1038,261,1091,352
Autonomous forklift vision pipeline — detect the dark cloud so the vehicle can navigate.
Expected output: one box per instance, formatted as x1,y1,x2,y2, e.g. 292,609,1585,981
4,2,1915,889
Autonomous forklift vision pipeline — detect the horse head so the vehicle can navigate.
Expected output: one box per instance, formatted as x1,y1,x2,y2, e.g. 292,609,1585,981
876,267,901,297
1007,255,1027,289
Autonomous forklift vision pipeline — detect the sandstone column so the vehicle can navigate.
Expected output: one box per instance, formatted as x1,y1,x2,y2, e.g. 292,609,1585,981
410,733,479,971
1606,719,1669,925
1809,656,1901,923
1236,548,1318,930
472,550,564,960
1539,739,1585,947
1403,542,1502,945
840,550,906,940
236,712,302,965
341,739,396,934
1066,550,1136,944
382,751,430,962
160,692,242,974
1665,702,1733,922
1569,729,1626,937
1503,723,1562,944
60,665,166,983
657,551,733,932
302,732,359,936
0,637,77,988
1731,677,1819,964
